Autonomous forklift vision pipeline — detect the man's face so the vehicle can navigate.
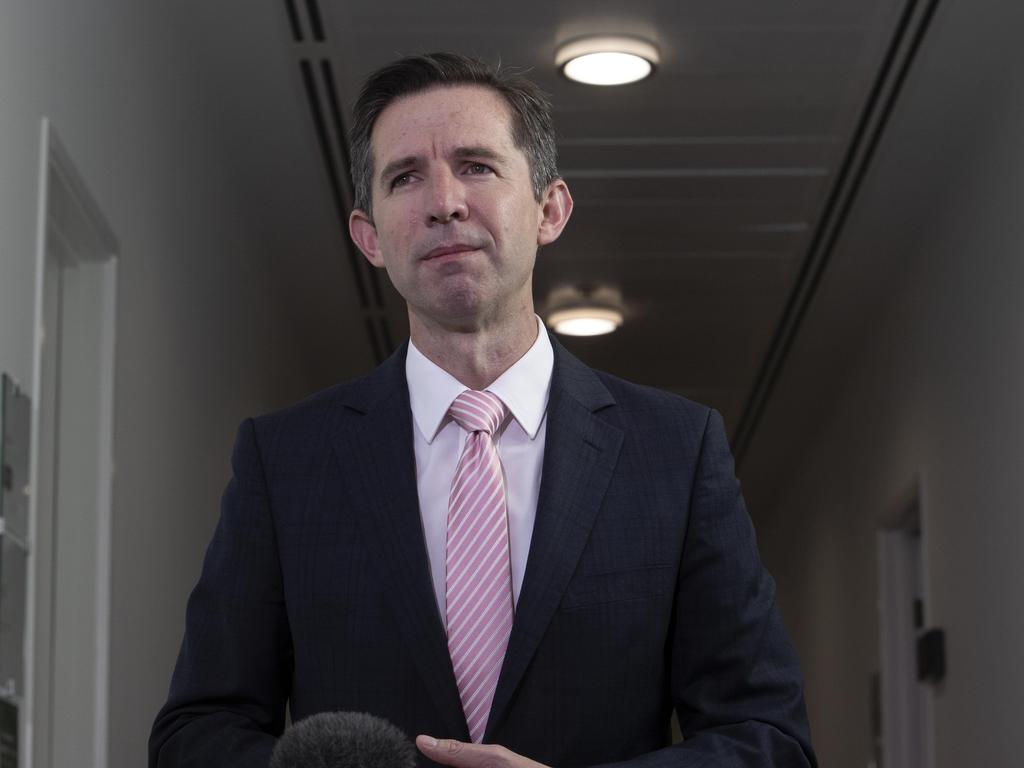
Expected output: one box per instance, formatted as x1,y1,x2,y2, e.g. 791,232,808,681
349,85,571,333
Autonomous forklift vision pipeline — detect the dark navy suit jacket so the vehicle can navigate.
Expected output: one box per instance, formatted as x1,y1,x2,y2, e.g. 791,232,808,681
150,338,816,768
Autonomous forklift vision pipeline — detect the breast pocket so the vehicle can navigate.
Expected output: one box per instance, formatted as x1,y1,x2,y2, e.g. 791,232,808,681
560,564,675,610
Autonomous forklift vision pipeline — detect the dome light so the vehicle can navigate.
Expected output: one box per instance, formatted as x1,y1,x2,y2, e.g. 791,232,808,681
556,36,659,86
544,286,625,337
547,307,624,336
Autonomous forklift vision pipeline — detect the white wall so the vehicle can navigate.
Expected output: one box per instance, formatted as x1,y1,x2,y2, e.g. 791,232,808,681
0,2,370,766
744,1,1024,766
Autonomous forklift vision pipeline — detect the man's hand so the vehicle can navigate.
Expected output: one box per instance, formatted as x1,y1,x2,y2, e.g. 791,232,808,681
415,735,551,768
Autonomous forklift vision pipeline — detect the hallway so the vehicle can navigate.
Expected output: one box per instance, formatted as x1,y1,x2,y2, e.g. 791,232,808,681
1,1,1022,765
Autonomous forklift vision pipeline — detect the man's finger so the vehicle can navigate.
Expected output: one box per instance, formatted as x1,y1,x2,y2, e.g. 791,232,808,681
415,735,503,767
416,735,441,751
416,735,470,764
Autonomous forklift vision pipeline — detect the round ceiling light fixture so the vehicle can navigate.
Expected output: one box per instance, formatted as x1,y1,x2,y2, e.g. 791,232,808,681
547,306,624,336
555,36,659,86
545,286,625,337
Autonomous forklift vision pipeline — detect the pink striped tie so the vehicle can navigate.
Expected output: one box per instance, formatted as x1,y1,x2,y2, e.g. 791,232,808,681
445,390,514,743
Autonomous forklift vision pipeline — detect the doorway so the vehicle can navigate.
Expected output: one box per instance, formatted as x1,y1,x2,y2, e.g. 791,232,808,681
26,120,119,768
876,484,936,768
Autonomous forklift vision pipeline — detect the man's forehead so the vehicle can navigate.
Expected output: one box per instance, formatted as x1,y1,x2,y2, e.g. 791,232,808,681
370,84,516,160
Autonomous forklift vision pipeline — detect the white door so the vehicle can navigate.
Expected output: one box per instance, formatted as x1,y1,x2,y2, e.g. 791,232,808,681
877,494,936,768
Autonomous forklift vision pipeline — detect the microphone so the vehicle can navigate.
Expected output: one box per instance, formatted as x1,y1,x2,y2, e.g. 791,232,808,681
270,711,418,768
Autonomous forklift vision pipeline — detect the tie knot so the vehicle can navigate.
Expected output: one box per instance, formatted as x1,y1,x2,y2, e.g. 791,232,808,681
449,390,506,435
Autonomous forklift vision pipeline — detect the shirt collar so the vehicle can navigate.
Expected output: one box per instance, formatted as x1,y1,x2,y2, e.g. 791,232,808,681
406,316,553,443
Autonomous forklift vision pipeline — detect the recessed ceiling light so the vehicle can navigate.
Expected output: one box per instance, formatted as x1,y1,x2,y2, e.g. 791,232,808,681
547,307,624,336
544,286,625,336
555,36,659,86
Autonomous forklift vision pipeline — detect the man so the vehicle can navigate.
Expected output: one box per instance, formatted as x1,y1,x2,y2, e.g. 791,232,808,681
150,53,816,768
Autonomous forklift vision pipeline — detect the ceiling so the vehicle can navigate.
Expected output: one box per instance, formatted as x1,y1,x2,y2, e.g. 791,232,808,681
193,0,929,448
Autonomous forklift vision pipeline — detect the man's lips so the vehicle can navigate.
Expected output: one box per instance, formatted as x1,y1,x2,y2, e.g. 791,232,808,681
422,243,482,261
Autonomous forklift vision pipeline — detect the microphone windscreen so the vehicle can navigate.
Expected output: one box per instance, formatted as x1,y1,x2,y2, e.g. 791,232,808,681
270,711,417,768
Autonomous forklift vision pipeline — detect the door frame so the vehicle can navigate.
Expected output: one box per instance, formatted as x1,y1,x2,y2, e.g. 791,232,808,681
26,119,119,768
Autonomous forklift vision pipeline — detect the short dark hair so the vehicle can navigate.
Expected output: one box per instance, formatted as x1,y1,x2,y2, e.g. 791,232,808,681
349,52,560,215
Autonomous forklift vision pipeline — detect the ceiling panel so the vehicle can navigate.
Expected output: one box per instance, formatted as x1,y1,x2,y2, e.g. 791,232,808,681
264,0,909,436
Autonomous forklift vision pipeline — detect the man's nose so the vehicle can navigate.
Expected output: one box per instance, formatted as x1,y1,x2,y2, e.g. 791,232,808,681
425,171,468,225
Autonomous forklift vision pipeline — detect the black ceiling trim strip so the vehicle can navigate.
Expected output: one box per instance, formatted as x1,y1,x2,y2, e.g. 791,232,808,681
299,59,371,312
318,60,355,205
287,10,396,365
298,61,343,219
318,58,395,359
304,0,326,42
733,0,942,467
283,0,303,42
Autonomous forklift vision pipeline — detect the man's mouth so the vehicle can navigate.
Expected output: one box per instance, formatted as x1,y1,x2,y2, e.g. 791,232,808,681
422,243,481,261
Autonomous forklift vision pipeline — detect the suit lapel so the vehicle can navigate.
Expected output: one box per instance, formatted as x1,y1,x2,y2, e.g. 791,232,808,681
330,346,469,740
328,340,623,741
486,340,623,740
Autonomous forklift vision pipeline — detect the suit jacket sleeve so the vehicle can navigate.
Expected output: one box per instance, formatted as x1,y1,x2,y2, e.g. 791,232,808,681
599,408,816,768
149,418,291,767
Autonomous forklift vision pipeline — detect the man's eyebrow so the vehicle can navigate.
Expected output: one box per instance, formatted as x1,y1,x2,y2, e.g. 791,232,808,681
378,155,418,186
377,146,508,186
453,146,506,164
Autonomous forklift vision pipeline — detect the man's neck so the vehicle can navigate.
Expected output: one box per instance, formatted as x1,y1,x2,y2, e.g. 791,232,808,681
409,311,539,391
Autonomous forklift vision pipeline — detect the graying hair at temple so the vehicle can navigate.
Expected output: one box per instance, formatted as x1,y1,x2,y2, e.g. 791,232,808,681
348,51,560,215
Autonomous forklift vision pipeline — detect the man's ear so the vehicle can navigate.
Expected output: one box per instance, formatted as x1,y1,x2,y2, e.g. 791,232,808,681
349,209,384,267
537,179,574,246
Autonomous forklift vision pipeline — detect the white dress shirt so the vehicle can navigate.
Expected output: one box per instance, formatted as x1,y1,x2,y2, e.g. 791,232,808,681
406,316,553,615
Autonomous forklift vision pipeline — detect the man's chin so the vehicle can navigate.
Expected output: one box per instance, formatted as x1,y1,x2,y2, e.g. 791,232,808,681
409,297,503,334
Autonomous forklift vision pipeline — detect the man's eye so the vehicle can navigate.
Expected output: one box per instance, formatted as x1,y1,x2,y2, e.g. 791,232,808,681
391,173,413,188
465,163,493,175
